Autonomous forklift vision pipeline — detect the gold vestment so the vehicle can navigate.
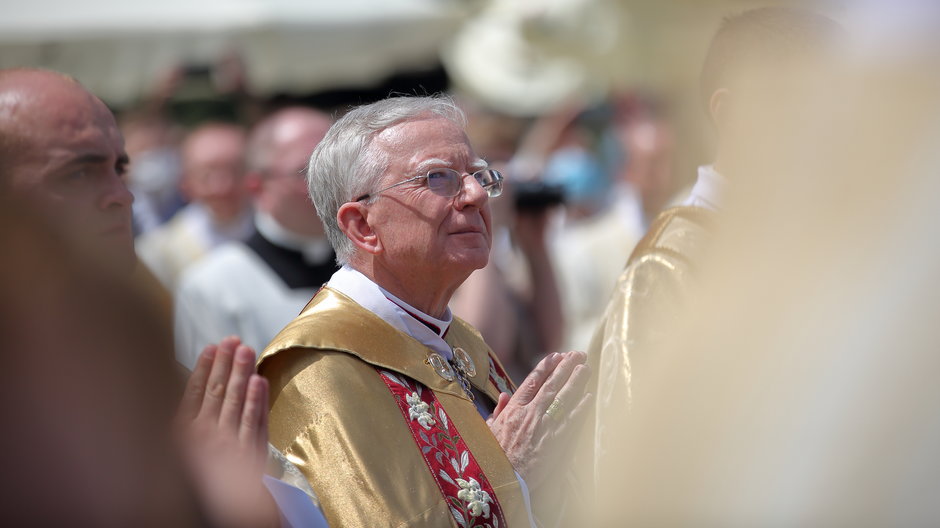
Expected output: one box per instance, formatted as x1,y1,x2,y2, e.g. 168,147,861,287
258,287,528,528
582,206,715,500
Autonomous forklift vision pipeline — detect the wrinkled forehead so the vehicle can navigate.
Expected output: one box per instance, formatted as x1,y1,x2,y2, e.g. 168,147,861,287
372,116,482,170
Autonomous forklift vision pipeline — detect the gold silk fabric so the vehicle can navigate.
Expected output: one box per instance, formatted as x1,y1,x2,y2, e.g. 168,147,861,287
582,206,715,500
266,444,320,507
257,287,528,528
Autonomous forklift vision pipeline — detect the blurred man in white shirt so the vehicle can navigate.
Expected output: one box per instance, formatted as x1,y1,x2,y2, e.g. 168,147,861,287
175,107,336,368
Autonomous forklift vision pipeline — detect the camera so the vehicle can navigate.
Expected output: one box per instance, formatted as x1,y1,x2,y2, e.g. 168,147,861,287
512,181,566,212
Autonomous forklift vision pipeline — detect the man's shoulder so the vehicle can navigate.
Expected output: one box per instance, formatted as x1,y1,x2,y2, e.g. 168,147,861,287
257,289,498,400
258,287,408,367
627,206,716,268
449,316,487,345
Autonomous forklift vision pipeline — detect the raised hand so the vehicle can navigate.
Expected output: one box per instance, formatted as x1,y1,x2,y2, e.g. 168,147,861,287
177,336,279,528
486,350,592,491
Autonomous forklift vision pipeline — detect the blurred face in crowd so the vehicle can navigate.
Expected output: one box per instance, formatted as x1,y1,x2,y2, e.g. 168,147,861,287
180,124,248,224
252,110,331,236
362,116,493,286
0,69,135,271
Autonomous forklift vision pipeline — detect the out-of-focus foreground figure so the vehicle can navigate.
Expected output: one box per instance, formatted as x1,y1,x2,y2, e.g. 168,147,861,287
588,1,940,525
585,6,844,490
0,67,325,527
0,198,203,526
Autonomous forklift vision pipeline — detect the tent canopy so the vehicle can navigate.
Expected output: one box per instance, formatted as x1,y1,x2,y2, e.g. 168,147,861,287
0,0,466,105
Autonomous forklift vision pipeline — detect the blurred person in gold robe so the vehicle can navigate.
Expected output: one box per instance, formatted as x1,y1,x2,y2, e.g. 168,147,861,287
587,0,940,523
580,6,845,510
259,96,592,528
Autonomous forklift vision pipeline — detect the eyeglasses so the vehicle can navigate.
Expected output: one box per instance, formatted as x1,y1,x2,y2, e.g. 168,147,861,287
354,168,503,202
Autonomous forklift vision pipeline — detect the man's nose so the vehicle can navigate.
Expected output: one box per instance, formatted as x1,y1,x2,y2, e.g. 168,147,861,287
454,173,488,210
206,172,241,197
99,172,134,210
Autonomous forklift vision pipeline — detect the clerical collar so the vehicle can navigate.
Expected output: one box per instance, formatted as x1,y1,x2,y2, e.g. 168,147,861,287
255,211,333,265
381,289,451,338
684,165,728,212
614,182,649,232
186,202,255,247
245,228,337,290
327,266,454,360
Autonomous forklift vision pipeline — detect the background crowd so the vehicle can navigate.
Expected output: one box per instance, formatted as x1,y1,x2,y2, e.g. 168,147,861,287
28,9,696,382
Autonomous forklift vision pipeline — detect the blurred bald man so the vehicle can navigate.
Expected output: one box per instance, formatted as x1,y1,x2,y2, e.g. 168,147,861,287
137,121,254,289
175,107,337,369
0,68,328,528
0,68,135,272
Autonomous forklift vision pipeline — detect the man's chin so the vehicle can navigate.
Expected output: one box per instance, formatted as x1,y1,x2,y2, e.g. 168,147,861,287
90,237,138,275
449,248,490,273
210,206,246,225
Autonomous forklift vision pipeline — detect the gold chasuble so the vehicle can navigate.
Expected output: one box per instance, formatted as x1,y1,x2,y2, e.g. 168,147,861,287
582,206,715,501
258,287,526,528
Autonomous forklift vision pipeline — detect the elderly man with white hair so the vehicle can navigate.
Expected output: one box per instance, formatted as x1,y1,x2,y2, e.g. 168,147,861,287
258,96,590,528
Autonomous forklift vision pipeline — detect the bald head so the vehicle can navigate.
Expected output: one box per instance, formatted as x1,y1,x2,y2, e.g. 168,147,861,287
701,7,842,110
0,68,134,270
247,107,332,236
0,70,113,174
247,107,331,172
701,8,843,179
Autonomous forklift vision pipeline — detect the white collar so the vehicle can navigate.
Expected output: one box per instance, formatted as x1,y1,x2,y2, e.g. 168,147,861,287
326,266,454,359
614,182,649,232
184,202,255,246
684,165,728,212
255,211,333,264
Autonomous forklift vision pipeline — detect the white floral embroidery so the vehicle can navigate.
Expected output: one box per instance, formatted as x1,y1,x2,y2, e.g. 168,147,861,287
406,392,436,429
456,477,492,518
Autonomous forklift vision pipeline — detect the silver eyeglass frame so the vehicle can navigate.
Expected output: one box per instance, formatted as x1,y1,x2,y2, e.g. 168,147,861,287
354,168,503,202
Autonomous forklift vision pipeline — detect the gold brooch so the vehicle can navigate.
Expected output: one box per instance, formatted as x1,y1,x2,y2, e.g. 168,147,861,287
452,347,477,377
427,352,455,382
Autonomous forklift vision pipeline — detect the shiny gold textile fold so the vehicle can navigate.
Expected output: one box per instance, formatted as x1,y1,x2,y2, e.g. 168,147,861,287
579,206,715,503
258,287,528,528
266,444,320,507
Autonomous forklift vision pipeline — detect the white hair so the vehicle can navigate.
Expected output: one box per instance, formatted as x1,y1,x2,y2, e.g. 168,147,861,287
307,95,466,265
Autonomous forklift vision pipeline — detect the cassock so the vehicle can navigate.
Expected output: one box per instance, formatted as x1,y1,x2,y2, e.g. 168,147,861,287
258,266,533,528
580,165,722,506
174,212,337,369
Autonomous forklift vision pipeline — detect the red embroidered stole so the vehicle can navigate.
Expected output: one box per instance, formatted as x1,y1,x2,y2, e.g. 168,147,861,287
378,369,508,528
486,356,514,396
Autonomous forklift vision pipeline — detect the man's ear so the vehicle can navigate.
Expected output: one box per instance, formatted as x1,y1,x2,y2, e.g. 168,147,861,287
337,202,382,256
709,88,730,129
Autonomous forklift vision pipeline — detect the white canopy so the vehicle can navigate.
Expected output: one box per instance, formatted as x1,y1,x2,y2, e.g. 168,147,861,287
0,0,466,105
